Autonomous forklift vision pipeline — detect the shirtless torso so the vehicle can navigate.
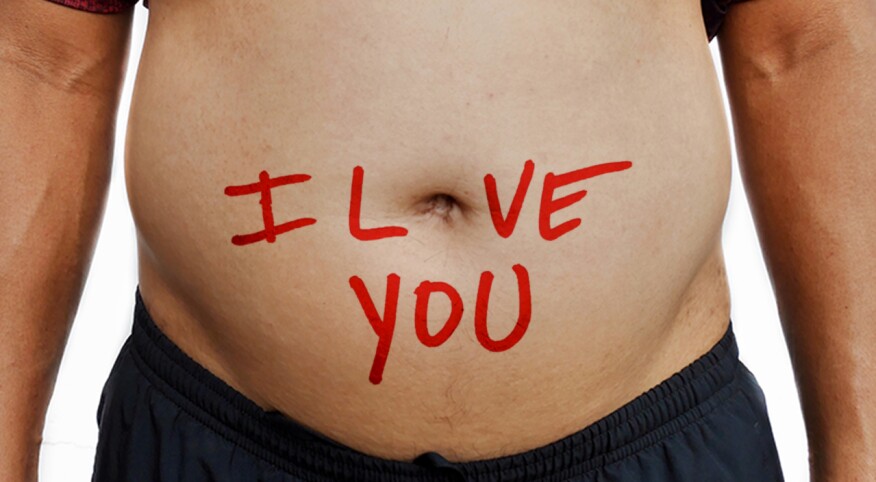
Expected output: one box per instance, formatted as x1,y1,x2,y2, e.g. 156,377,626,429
8,0,876,479
122,0,733,462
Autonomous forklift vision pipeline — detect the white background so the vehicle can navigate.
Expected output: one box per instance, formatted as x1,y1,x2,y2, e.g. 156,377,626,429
38,5,810,481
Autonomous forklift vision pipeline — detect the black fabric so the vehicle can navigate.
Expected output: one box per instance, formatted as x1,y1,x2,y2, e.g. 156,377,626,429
92,290,785,481
702,0,747,40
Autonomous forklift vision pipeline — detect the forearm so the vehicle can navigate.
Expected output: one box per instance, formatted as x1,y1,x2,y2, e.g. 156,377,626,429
719,3,876,479
0,3,130,478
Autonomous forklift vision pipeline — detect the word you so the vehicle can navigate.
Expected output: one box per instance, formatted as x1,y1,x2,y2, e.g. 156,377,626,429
225,159,633,383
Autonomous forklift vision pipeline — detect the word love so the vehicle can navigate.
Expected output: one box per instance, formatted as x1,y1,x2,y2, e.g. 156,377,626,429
224,159,633,244
225,159,633,384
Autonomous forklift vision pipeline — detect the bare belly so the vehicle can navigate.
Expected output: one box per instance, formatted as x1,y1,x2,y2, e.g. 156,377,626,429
125,0,733,461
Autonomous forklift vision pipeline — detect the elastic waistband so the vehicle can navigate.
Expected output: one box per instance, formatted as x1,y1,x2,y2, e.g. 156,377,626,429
130,289,741,482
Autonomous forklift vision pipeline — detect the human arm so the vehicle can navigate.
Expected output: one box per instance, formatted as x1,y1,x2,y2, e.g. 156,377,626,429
0,0,132,479
718,0,876,479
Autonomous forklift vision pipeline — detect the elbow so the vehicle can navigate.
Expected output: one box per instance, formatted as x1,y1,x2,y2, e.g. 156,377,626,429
0,40,127,96
726,3,876,85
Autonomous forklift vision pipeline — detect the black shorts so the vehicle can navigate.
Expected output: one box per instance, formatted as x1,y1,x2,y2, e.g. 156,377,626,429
92,290,785,481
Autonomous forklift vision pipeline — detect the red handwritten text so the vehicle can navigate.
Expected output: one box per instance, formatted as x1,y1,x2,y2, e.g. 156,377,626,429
224,170,316,245
351,264,531,384
349,165,409,241
225,160,632,384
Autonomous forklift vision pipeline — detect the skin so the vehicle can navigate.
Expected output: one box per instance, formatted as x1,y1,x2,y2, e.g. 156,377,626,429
128,0,731,462
0,1,131,479
0,0,872,480
720,1,876,479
